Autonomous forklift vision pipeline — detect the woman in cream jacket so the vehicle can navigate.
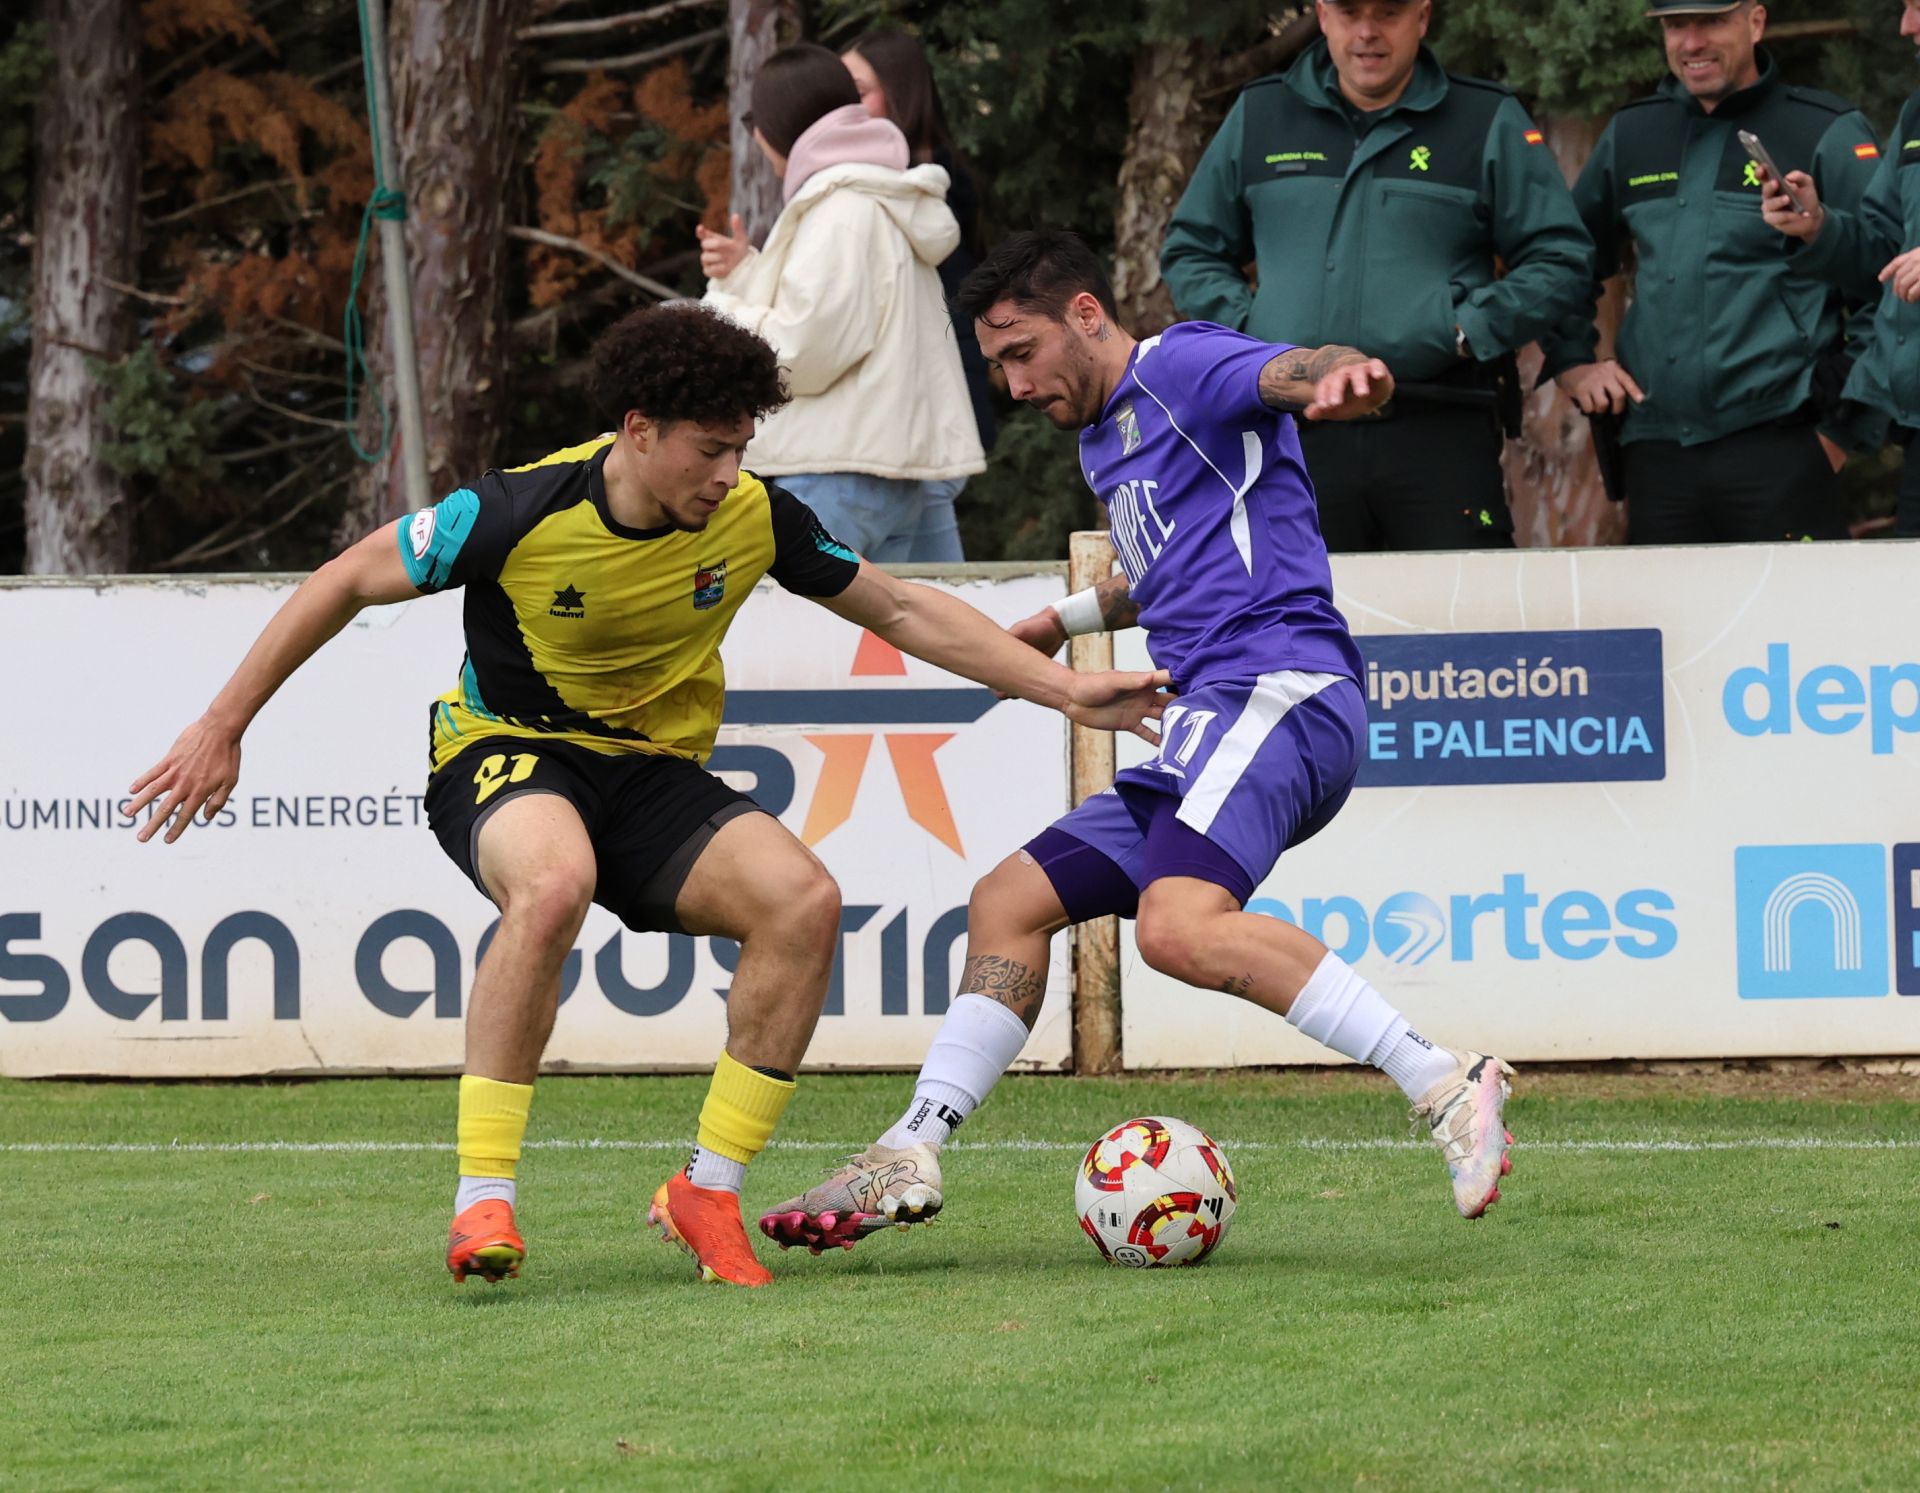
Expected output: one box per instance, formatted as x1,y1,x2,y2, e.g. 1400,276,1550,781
699,44,984,561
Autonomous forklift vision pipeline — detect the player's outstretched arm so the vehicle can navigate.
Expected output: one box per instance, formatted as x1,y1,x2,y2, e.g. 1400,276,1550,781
1258,345,1394,421
817,564,1167,743
1006,574,1139,656
128,521,424,844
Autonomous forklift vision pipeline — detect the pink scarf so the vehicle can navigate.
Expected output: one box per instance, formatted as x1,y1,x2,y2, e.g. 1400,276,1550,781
783,104,910,203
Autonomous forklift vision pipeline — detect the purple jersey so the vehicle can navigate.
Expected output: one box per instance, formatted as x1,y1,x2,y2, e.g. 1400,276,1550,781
1078,321,1362,691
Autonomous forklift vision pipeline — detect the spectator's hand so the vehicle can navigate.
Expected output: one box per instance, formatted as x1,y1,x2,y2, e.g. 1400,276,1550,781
1303,357,1394,421
128,716,242,844
1881,247,1920,303
1556,360,1645,417
697,213,752,280
1758,166,1824,241
1817,432,1847,474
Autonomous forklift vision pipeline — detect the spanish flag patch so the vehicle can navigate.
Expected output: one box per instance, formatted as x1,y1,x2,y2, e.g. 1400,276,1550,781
1855,142,1880,159
1524,129,1545,145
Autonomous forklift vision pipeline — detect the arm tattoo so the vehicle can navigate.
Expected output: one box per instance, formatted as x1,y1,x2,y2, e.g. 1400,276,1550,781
960,954,1047,1013
1304,343,1366,381
1094,574,1139,630
1222,972,1254,998
1259,344,1369,409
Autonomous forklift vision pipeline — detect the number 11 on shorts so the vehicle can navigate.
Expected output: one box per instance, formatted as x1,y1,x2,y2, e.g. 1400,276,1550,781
1156,706,1216,778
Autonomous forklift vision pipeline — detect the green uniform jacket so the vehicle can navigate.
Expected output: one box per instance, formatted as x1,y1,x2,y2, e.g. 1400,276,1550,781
1539,52,1881,447
1160,43,1593,385
1793,88,1920,431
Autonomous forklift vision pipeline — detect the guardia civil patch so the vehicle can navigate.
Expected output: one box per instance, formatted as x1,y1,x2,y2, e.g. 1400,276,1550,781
692,559,728,610
1117,400,1141,456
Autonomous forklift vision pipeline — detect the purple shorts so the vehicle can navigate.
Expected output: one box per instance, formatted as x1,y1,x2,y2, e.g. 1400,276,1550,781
1030,672,1364,921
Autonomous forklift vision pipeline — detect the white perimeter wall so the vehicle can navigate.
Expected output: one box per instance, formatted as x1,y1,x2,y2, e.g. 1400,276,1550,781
1119,541,1920,1066
0,570,1071,1077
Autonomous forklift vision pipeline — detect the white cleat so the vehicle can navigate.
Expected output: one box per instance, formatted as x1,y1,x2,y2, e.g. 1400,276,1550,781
1413,1052,1516,1219
757,1142,945,1253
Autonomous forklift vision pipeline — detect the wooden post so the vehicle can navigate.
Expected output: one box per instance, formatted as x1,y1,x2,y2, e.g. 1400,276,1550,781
1067,531,1123,1076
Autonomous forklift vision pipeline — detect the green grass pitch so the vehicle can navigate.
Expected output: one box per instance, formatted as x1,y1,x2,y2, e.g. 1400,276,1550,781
5,1069,1919,1490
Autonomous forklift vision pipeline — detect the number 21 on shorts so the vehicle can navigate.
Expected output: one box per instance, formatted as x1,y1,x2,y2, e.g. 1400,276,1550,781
473,751,539,804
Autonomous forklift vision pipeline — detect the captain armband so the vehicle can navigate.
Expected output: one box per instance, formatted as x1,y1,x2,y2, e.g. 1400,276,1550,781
1049,587,1107,638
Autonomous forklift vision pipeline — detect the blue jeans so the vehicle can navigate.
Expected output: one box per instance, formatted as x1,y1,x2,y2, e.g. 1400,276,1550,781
779,473,966,563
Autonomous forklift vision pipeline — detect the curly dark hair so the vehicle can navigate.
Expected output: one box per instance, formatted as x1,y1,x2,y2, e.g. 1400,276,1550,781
589,303,790,430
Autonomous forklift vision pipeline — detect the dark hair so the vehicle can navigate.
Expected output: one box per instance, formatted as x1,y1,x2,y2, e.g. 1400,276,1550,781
842,28,953,163
589,303,789,429
749,43,860,157
952,230,1119,326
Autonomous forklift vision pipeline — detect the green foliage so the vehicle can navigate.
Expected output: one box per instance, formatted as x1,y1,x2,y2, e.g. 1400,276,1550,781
581,119,687,235
0,21,47,206
1792,0,1919,132
91,344,223,499
960,405,1102,561
1431,0,1653,115
1433,0,1918,129
820,0,1263,239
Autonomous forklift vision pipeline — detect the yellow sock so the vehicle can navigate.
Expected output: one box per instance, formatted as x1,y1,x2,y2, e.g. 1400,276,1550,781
690,1051,795,1189
457,1074,534,1180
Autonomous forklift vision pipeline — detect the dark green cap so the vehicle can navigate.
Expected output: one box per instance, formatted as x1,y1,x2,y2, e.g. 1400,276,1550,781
1644,0,1744,14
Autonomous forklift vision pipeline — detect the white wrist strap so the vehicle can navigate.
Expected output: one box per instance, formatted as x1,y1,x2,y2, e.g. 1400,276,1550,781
1050,586,1105,638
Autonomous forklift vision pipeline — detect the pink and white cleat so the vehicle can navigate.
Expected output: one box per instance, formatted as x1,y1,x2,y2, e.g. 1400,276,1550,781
1413,1052,1516,1219
758,1142,943,1254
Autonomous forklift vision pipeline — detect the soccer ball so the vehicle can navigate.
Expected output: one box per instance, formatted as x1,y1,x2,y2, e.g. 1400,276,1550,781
1074,1115,1237,1267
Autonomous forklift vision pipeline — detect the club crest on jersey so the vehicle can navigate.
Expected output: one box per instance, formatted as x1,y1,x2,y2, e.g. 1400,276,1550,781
692,559,728,610
1117,400,1141,456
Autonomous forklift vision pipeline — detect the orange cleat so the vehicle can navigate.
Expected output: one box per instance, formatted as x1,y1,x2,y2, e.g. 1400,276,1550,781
648,1173,774,1287
447,1198,526,1283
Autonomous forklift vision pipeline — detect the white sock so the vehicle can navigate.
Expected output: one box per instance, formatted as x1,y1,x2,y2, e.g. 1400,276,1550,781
684,1146,747,1194
454,1175,516,1213
878,993,1032,1149
1369,1017,1458,1101
1286,953,1457,1101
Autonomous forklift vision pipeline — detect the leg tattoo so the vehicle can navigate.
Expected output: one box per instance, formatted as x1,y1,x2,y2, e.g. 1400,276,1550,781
960,954,1046,1013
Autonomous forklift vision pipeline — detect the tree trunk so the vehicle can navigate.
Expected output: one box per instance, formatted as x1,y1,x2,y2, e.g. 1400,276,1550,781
341,0,531,541
1502,113,1628,549
23,0,139,575
1112,40,1212,336
726,0,793,246
1112,17,1319,337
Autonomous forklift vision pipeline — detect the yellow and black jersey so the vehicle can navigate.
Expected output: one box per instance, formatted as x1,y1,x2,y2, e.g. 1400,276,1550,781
398,435,860,774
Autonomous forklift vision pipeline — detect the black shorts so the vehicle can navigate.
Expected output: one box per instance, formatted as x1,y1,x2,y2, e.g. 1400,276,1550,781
424,737,764,933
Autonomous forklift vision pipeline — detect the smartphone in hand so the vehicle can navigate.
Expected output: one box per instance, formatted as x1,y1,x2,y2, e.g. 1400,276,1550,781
1738,129,1810,215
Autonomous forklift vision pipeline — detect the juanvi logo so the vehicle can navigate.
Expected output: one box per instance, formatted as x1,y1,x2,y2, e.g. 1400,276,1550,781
1733,844,1895,998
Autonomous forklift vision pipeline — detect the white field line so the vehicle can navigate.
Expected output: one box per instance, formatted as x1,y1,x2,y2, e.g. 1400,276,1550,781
3,1136,1919,1156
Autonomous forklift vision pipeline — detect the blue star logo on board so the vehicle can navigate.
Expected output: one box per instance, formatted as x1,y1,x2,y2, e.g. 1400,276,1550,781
1116,400,1141,456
